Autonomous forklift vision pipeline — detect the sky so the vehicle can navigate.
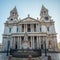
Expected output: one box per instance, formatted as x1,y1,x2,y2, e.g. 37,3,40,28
0,0,60,43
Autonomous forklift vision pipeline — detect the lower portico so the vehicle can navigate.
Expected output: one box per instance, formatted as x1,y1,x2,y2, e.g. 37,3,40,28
11,36,40,49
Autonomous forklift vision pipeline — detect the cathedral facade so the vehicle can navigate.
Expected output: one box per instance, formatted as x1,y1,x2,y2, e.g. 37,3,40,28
2,5,58,51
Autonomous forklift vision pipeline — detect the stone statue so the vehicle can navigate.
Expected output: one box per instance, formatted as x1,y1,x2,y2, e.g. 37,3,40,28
24,32,28,41
22,32,29,49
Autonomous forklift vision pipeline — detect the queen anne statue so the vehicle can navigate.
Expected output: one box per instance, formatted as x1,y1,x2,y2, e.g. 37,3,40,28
22,32,29,49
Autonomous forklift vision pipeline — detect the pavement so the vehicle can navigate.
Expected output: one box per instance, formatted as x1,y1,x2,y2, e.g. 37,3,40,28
0,53,60,60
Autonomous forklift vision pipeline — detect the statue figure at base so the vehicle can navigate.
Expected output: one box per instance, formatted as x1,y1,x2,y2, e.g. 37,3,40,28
22,32,29,49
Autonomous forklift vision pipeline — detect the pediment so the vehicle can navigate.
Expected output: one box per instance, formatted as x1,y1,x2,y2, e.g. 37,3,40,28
20,17,40,23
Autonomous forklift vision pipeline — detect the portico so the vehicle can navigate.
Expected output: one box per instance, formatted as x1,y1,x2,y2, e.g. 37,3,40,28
11,36,42,49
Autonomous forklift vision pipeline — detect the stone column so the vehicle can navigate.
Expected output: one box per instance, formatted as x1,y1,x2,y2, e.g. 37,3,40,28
20,36,21,49
46,37,48,49
36,24,37,32
18,37,20,49
32,24,34,32
26,24,27,32
14,37,15,49
21,24,22,32
12,37,14,48
37,36,39,48
33,36,34,49
20,24,22,32
36,24,39,32
31,36,33,49
31,24,33,32
39,36,41,49
10,37,13,49
24,24,25,32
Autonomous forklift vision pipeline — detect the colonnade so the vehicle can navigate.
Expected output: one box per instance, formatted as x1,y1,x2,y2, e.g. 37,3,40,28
19,23,39,32
11,36,43,49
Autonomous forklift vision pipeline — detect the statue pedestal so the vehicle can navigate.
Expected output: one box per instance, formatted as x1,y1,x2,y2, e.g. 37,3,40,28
22,41,29,49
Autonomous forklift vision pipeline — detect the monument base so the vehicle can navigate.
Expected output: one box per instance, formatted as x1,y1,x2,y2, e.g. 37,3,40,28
12,57,40,60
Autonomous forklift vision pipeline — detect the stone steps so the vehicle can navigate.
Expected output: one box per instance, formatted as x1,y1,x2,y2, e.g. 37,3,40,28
12,57,40,60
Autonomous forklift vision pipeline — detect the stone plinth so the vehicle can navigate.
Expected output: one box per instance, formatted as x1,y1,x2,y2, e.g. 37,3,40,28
12,57,40,60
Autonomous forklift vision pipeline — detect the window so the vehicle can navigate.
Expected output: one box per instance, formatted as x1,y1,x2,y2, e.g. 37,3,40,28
17,27,19,32
27,24,31,32
9,28,11,33
40,27,41,32
22,24,24,32
34,24,36,32
47,27,49,31
28,28,31,32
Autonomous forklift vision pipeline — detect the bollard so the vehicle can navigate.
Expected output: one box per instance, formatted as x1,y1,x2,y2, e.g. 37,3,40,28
48,55,52,60
28,55,32,60
9,55,12,60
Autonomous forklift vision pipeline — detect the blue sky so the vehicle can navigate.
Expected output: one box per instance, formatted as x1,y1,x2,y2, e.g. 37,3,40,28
0,0,60,43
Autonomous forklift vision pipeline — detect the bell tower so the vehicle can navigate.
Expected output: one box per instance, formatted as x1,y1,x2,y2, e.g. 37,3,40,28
40,5,51,21
8,6,19,22
40,5,48,17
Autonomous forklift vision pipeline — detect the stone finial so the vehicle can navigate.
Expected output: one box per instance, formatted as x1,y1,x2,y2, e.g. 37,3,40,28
37,17,38,20
28,14,30,17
